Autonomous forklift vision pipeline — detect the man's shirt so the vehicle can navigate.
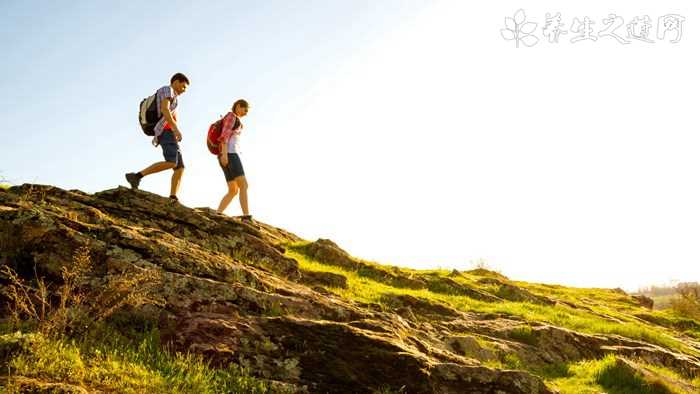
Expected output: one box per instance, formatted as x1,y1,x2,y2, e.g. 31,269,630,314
153,86,178,137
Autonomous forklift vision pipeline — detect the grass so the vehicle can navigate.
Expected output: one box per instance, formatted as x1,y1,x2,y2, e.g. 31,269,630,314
545,354,697,394
0,183,10,191
285,243,700,357
286,241,700,392
653,295,677,310
483,355,697,393
0,323,287,394
0,241,289,394
509,325,538,346
3,236,699,393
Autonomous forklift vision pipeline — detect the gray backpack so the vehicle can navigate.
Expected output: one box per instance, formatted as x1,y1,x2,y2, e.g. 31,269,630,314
138,92,159,136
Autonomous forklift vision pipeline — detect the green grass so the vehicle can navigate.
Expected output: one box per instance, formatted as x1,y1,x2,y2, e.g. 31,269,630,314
509,325,538,346
0,325,286,394
545,354,696,394
499,356,691,393
0,183,10,190
286,242,700,392
285,244,700,357
5,237,697,393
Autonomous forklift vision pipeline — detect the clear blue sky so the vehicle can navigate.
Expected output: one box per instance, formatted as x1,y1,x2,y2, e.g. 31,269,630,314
2,1,698,291
0,0,426,188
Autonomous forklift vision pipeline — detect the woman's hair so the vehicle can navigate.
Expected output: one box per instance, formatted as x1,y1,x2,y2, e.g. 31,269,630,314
232,99,249,112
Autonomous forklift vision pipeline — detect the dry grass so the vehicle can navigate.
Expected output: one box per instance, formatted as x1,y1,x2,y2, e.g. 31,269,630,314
671,283,700,321
1,244,163,337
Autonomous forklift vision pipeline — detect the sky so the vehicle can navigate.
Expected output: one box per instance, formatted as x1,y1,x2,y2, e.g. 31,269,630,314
1,1,698,291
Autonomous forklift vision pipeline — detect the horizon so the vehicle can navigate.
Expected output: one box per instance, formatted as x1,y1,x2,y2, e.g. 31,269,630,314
1,1,698,292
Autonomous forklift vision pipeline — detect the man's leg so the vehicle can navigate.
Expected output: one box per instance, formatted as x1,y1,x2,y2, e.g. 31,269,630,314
140,161,177,176
170,167,184,197
235,176,249,216
126,161,176,189
217,181,239,213
169,151,185,198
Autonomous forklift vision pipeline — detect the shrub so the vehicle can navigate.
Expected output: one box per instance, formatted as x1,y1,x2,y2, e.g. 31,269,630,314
670,283,700,321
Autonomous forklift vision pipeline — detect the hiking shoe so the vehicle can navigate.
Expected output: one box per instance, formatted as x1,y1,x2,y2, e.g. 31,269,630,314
125,173,141,190
240,215,253,222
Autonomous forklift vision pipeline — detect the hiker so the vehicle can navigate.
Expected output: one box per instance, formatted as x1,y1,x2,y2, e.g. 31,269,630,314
125,73,190,201
214,99,251,220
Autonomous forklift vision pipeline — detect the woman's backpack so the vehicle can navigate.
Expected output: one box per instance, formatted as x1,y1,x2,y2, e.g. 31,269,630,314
206,114,240,155
206,118,225,155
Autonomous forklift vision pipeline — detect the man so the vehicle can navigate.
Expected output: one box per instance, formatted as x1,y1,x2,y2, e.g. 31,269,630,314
125,73,189,201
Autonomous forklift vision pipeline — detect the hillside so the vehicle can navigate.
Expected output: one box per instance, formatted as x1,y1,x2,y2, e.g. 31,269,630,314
1,184,699,393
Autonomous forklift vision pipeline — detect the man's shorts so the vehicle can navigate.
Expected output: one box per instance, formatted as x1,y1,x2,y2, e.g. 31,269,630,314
158,131,184,170
220,153,245,182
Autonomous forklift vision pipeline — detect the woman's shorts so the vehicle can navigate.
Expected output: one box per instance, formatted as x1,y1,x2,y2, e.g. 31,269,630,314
220,153,245,182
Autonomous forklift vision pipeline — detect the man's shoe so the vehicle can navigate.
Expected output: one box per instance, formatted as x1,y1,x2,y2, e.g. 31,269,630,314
125,173,141,190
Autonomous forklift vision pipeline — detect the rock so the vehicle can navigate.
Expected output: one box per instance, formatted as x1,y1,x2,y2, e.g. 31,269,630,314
425,276,502,302
444,335,498,361
632,294,654,309
635,312,700,332
379,294,461,321
6,377,90,393
600,344,700,380
465,268,510,281
299,269,348,289
300,239,426,290
301,239,357,270
2,184,699,392
429,363,555,394
476,277,505,286
607,357,699,393
496,284,556,306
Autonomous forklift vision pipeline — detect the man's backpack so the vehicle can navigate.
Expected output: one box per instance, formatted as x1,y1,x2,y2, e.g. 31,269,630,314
139,92,159,136
206,113,240,155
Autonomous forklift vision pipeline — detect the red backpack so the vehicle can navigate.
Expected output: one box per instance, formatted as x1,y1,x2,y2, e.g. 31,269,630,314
206,118,225,155
206,113,241,155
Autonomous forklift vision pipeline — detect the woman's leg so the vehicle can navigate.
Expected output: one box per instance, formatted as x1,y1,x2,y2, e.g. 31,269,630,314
217,180,239,213
234,176,249,216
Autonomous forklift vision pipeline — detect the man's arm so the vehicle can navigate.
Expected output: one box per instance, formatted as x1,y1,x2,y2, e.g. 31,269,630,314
160,98,182,140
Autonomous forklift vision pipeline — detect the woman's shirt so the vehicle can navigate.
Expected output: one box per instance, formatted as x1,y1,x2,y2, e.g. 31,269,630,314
217,112,243,154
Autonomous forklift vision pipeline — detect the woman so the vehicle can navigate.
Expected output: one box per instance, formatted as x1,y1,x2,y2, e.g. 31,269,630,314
216,99,251,220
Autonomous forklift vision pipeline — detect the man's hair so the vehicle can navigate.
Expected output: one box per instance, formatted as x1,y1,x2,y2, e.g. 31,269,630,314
171,73,190,84
232,99,249,111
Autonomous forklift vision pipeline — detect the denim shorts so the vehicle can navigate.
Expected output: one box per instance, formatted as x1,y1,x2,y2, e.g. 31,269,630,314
158,131,184,169
220,153,245,182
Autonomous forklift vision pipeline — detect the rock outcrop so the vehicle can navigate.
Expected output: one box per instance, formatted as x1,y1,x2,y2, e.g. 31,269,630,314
1,184,699,393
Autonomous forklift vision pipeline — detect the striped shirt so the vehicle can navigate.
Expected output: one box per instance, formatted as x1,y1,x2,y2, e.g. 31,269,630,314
153,86,179,137
217,112,243,153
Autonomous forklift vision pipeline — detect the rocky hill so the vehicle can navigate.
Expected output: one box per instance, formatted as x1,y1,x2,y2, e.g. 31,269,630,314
1,184,700,393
